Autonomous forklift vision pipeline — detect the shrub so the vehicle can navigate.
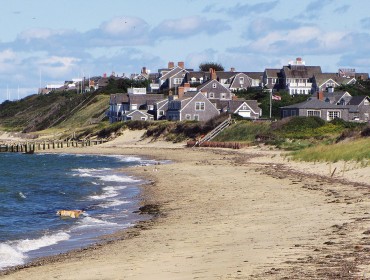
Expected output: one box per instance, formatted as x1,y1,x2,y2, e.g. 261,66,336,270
361,124,370,137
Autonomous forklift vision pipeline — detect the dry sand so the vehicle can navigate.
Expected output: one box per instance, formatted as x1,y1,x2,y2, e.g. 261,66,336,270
1,130,370,279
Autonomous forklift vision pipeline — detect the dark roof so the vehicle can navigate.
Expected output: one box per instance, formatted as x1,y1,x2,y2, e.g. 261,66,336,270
281,97,344,109
283,65,322,79
314,73,355,86
243,72,263,80
129,94,165,105
264,69,281,77
347,95,368,105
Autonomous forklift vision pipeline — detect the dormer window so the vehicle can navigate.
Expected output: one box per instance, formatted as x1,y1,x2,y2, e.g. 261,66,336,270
239,77,244,84
365,99,369,106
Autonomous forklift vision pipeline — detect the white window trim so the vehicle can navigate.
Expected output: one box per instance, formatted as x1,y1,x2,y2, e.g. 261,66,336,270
327,110,341,121
307,110,321,117
193,114,199,121
185,114,191,120
195,102,205,111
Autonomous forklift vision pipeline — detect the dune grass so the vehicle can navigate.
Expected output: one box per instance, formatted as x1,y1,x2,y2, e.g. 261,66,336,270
213,121,271,143
290,137,370,163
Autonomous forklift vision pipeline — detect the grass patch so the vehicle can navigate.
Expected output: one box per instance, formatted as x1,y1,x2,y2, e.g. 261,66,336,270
213,121,271,143
290,137,370,162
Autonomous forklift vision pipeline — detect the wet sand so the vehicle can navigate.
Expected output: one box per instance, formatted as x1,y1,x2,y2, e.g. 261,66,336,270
1,130,370,279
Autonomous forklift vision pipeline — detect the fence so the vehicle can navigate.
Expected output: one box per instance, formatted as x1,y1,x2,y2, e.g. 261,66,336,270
0,139,107,153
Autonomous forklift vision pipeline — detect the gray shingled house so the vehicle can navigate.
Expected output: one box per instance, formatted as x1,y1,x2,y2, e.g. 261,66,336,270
166,92,220,121
108,93,165,122
280,92,370,122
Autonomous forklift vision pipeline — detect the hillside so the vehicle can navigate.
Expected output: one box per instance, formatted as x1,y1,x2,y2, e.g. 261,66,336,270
0,91,110,138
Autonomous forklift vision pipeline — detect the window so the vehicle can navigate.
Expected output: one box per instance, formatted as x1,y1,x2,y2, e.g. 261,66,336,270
221,93,226,99
174,78,183,85
141,117,146,120
209,92,214,98
239,77,244,84
195,102,205,110
242,105,247,110
194,115,199,121
212,83,217,88
364,99,369,106
307,110,321,117
159,110,164,116
327,111,340,121
185,114,191,120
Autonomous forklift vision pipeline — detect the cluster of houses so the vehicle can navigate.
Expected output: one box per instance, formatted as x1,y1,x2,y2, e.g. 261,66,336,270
107,58,370,123
39,57,370,123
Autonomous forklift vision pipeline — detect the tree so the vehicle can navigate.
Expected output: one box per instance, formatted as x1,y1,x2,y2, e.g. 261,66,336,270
199,62,224,72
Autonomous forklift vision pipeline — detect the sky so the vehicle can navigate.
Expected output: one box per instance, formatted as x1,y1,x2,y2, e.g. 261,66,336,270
0,0,370,103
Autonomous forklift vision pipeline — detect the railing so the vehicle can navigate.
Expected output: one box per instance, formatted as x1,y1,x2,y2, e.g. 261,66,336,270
196,115,232,146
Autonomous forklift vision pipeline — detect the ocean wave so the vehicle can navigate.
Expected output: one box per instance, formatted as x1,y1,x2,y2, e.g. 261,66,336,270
75,216,118,228
89,186,127,200
98,174,139,183
15,232,70,253
0,232,70,270
99,199,129,208
0,243,26,269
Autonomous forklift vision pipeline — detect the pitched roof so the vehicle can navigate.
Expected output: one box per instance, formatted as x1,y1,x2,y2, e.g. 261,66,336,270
281,97,344,109
282,65,322,79
264,69,281,77
347,95,369,105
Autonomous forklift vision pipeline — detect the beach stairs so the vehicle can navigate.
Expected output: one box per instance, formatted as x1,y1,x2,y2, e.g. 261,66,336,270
196,115,232,146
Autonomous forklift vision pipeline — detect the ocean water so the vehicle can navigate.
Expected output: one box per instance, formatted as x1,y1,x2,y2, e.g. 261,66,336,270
0,153,155,270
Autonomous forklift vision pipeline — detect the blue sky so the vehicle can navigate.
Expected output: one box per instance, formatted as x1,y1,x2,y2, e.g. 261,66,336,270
0,0,370,102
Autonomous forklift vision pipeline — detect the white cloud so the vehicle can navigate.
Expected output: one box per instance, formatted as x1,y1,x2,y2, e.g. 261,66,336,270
18,28,68,42
152,16,230,38
38,56,80,78
100,17,148,36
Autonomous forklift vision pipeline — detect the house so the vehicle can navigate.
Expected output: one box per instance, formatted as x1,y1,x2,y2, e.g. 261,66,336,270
154,99,169,120
312,73,356,92
158,62,193,90
219,99,262,119
227,73,254,91
281,58,322,95
263,68,281,92
124,110,154,121
108,93,165,123
166,91,220,122
197,71,233,101
185,71,206,86
280,92,370,122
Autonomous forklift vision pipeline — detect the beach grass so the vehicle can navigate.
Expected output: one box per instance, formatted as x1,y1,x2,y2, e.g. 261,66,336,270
213,121,271,143
290,137,370,163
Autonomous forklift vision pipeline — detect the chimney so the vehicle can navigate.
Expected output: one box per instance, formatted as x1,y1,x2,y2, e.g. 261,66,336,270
209,68,217,80
230,67,235,72
141,67,147,74
178,61,184,69
178,86,185,99
184,82,190,88
317,91,324,101
168,61,175,69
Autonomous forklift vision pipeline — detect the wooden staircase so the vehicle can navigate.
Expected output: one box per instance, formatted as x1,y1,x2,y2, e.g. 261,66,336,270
197,115,232,146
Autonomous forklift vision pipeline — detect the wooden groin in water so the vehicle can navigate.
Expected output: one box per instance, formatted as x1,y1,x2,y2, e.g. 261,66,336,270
0,139,107,153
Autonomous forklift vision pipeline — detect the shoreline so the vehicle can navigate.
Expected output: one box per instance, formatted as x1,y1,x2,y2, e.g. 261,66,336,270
1,132,370,279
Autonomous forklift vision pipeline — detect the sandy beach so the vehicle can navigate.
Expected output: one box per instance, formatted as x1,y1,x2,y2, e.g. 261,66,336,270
2,130,370,279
